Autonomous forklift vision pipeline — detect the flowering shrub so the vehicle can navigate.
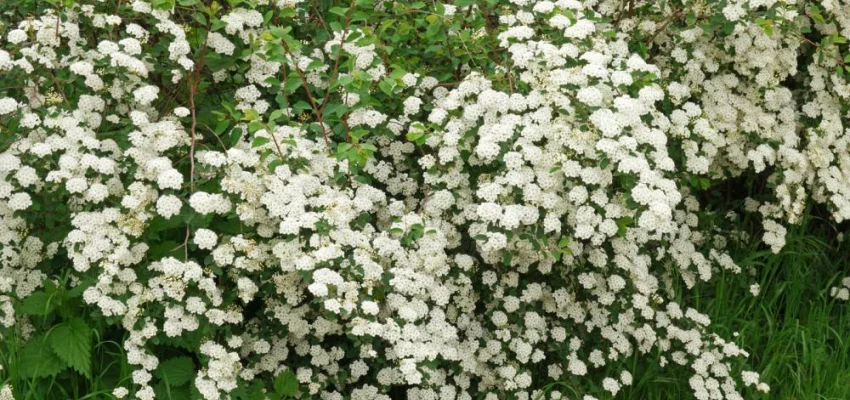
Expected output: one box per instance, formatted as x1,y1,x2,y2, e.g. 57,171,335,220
1,0,850,399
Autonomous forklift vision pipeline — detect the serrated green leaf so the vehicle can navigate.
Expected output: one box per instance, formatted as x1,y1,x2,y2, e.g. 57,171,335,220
154,381,191,400
19,291,57,316
48,318,92,379
65,282,89,300
19,334,67,378
274,370,299,396
156,357,196,387
232,380,267,400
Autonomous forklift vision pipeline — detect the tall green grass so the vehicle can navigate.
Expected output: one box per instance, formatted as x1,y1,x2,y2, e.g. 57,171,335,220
624,208,850,400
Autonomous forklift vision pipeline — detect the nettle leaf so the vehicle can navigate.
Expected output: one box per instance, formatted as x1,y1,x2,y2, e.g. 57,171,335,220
48,318,92,379
19,334,67,378
232,380,267,400
274,369,299,397
154,381,191,400
19,290,58,316
156,356,196,387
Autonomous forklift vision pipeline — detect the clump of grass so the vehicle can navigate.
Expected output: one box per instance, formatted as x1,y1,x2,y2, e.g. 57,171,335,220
622,206,850,400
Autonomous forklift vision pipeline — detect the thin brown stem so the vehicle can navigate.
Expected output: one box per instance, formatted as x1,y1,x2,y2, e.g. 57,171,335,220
183,24,211,261
311,0,329,32
281,39,332,149
645,9,683,46
318,0,358,114
202,123,229,151
800,33,849,68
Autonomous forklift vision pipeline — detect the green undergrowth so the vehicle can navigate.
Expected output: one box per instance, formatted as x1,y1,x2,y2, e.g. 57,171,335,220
621,207,850,400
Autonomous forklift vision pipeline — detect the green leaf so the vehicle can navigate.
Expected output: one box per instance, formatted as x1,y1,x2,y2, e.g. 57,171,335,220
193,12,207,25
248,120,264,134
329,7,349,17
19,291,57,316
19,334,66,378
228,127,242,145
152,0,176,9
351,11,370,22
378,79,394,96
154,381,191,400
232,380,267,400
274,370,299,397
336,143,353,159
551,249,562,261
269,109,285,122
48,318,91,379
426,21,442,38
350,129,369,141
616,216,633,237
214,119,230,135
156,357,196,387
242,109,260,121
284,74,302,92
269,26,292,39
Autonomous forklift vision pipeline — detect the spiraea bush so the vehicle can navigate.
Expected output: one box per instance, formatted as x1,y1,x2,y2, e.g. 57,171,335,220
1,0,850,399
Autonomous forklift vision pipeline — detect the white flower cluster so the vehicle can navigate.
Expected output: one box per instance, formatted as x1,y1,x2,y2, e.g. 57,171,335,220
830,277,850,301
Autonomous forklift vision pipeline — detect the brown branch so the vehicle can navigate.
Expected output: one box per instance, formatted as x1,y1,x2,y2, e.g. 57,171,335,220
342,113,351,142
202,123,229,150
645,9,684,46
47,70,71,107
318,0,358,114
268,130,287,163
281,39,332,149
183,24,211,261
310,0,329,32
800,33,849,68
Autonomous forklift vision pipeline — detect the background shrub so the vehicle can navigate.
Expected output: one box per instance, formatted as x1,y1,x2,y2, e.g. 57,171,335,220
0,0,849,399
